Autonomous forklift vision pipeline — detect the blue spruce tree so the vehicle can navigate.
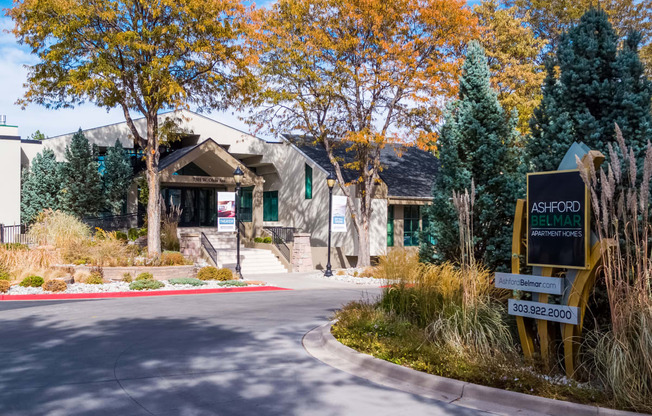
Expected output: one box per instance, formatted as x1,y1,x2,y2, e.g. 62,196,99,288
20,149,61,223
103,140,133,214
422,41,523,271
58,129,103,217
527,8,652,171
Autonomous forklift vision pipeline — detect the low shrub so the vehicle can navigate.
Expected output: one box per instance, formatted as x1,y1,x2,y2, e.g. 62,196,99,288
122,272,133,283
19,275,44,287
215,268,233,281
254,237,273,244
217,280,247,287
127,228,147,241
168,277,206,286
0,270,12,281
197,266,219,281
85,272,104,285
2,243,28,250
336,270,346,276
115,231,128,242
0,280,10,292
160,251,190,266
42,279,67,292
89,265,104,279
136,272,153,281
129,279,164,291
73,257,92,265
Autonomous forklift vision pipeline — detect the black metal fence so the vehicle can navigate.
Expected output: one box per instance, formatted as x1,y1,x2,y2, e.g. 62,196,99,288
0,224,29,244
83,213,142,232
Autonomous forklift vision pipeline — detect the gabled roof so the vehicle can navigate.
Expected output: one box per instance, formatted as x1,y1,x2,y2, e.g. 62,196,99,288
159,143,199,172
295,140,439,199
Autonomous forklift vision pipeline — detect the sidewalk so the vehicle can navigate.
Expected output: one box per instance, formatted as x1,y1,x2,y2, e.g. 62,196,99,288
244,271,387,290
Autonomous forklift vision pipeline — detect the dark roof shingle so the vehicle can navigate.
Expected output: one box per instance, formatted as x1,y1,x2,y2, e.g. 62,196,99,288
295,141,439,198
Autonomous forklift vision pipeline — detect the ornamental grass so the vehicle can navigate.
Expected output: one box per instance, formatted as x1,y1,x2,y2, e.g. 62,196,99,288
577,125,652,412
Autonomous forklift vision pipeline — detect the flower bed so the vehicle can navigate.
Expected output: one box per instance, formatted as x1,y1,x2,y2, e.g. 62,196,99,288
3,279,265,296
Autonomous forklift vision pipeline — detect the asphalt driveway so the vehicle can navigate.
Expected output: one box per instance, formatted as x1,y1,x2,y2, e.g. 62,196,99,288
0,287,489,416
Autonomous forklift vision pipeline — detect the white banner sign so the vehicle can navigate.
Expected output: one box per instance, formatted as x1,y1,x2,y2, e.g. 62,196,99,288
331,195,347,233
495,273,564,295
217,192,236,232
508,299,579,325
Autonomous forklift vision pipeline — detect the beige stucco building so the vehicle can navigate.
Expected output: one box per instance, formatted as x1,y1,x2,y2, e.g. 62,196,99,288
0,110,438,268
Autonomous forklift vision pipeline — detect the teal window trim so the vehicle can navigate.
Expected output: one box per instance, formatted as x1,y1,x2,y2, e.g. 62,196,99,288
305,164,313,199
387,205,394,247
263,190,279,222
403,205,420,247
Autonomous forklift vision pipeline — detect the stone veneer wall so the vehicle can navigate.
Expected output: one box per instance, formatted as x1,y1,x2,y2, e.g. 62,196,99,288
180,233,202,261
291,233,313,272
68,265,196,281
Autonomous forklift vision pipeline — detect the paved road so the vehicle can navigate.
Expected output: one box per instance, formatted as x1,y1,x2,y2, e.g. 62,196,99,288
0,285,489,416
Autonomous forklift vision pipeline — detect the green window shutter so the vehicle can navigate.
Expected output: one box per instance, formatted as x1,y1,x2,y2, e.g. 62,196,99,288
263,191,278,221
305,164,313,199
387,205,394,247
240,187,253,222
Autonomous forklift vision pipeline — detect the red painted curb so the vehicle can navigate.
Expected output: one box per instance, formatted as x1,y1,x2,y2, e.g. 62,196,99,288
0,286,291,301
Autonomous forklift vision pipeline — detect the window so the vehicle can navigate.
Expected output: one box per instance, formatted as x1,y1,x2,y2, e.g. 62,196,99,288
263,191,278,221
404,206,420,246
387,205,394,247
240,187,253,222
305,164,313,199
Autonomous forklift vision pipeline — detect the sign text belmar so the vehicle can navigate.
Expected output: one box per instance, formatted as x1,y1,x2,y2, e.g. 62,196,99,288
527,170,589,269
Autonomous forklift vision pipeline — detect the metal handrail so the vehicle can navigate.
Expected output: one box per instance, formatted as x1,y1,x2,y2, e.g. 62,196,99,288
0,224,29,244
263,226,295,264
200,232,218,266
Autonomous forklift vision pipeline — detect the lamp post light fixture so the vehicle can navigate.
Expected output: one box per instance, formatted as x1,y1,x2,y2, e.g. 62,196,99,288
325,172,336,277
233,166,244,279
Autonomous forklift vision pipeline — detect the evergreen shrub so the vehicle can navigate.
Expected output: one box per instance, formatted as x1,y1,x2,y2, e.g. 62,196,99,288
0,270,12,281
129,280,164,291
114,231,128,242
122,272,133,283
168,277,206,286
215,268,234,281
20,275,44,287
136,272,153,281
42,279,67,292
196,266,219,280
85,272,103,284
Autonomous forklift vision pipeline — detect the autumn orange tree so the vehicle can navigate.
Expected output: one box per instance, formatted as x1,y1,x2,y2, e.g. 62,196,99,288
475,0,547,135
8,0,254,255
250,0,477,266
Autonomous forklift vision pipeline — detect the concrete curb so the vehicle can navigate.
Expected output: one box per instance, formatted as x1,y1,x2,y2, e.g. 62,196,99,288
302,321,648,416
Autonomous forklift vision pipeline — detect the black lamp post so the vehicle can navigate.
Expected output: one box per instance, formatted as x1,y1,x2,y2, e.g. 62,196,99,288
233,166,244,279
325,172,336,277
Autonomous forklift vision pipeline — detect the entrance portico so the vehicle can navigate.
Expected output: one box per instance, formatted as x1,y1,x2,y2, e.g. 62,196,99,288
157,138,264,238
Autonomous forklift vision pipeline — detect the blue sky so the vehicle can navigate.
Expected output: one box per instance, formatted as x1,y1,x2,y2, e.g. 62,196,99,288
0,0,481,138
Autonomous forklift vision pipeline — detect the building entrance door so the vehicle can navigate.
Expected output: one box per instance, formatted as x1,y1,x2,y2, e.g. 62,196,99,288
162,187,221,227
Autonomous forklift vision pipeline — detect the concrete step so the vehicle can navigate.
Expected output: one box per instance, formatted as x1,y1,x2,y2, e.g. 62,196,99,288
215,248,288,273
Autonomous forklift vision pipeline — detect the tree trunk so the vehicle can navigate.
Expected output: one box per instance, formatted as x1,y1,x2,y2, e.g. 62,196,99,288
356,213,371,267
146,116,161,256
